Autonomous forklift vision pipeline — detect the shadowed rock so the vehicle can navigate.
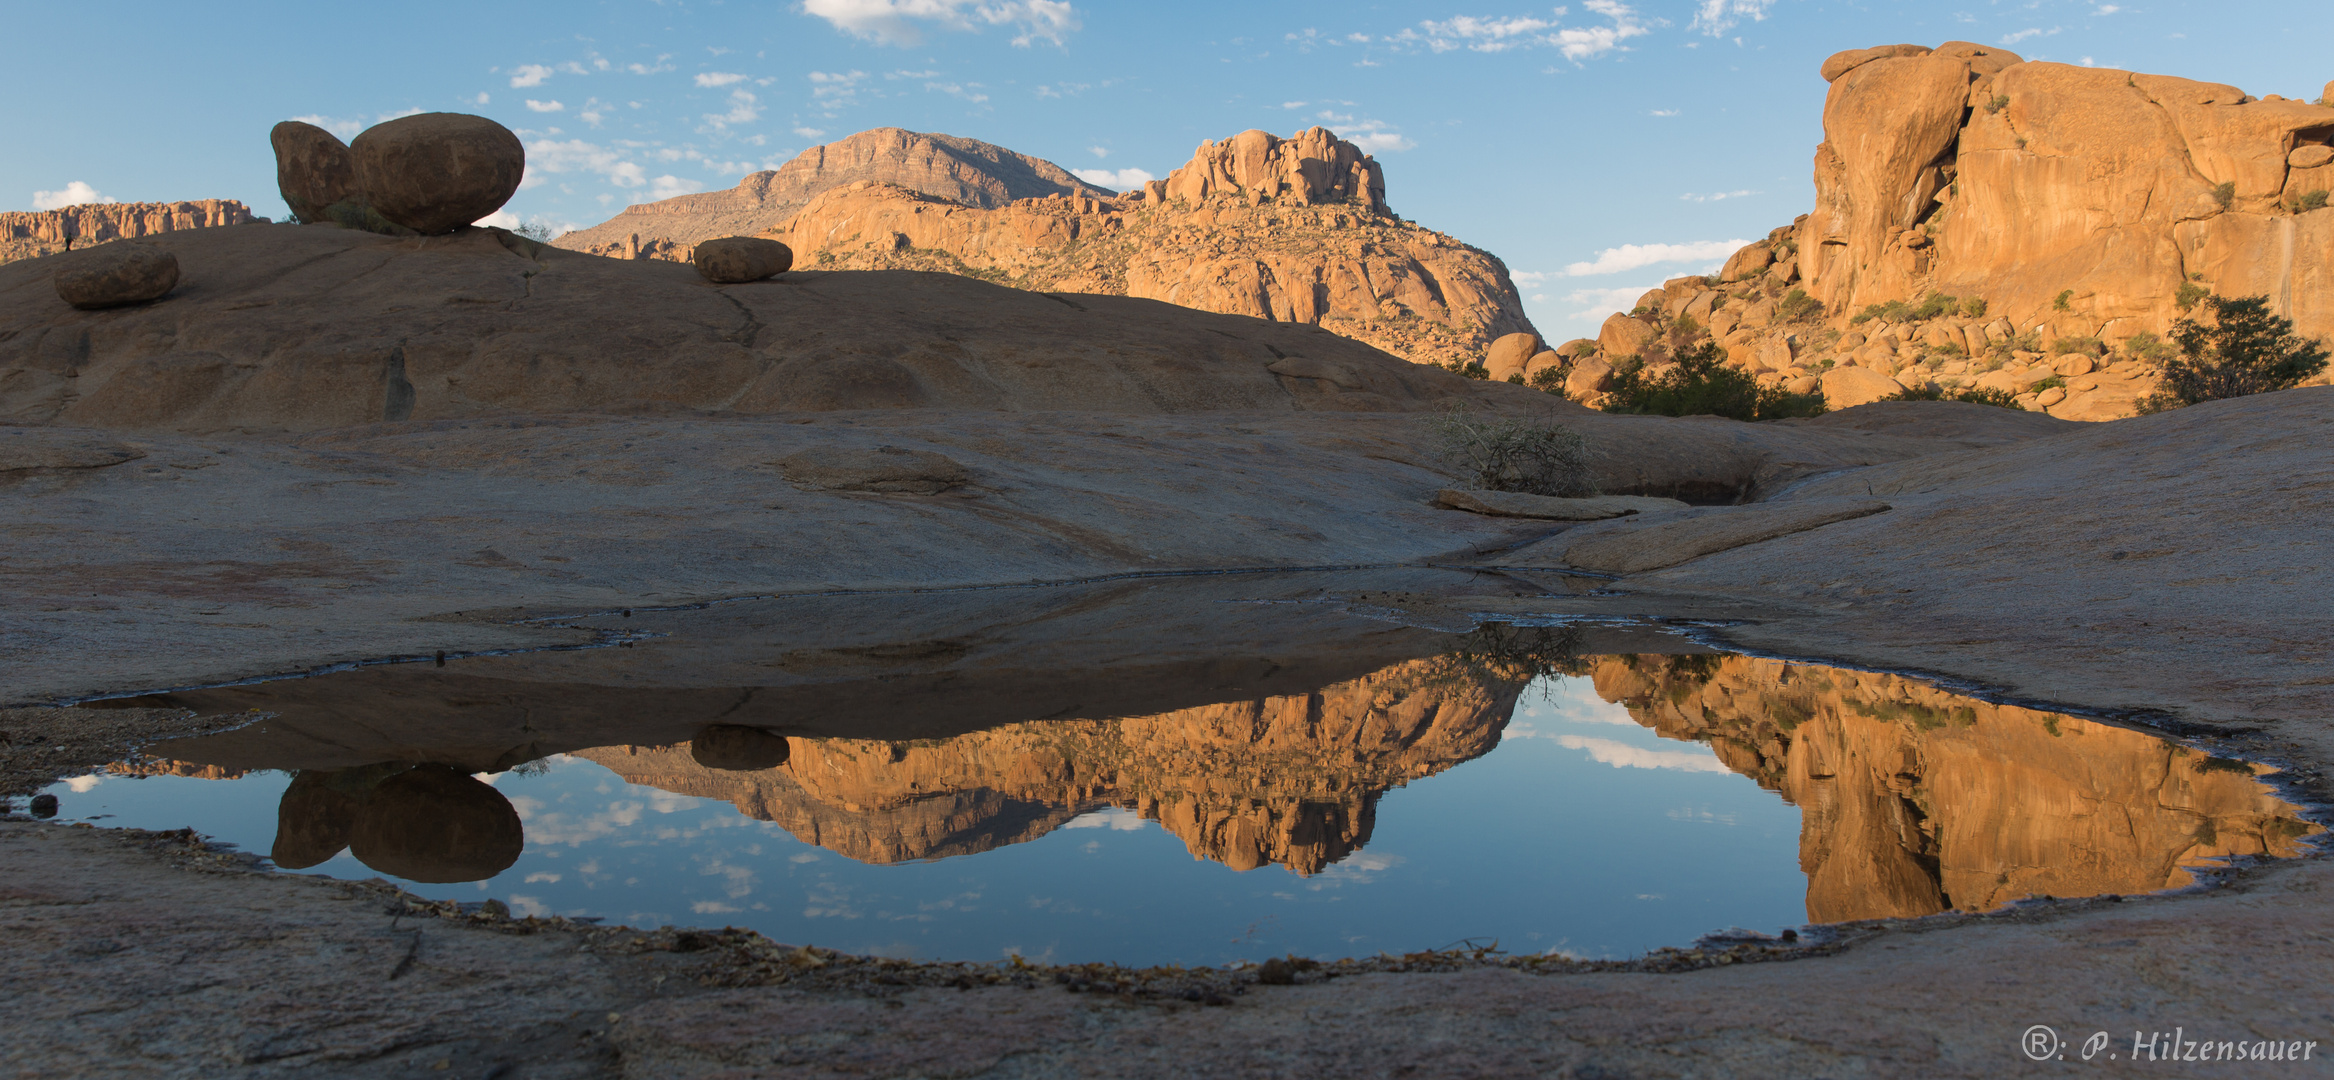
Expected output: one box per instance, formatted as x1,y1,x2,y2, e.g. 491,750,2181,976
690,726,791,771
270,121,360,226
693,237,793,283
351,114,525,235
270,770,359,869
54,243,177,309
347,764,524,883
777,446,970,494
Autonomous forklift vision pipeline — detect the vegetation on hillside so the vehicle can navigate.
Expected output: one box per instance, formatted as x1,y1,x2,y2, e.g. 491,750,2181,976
2137,294,2330,412
1602,343,1826,421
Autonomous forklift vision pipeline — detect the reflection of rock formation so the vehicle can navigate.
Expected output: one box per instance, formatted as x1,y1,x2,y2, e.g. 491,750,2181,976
1590,655,2321,922
577,658,1526,875
271,763,524,884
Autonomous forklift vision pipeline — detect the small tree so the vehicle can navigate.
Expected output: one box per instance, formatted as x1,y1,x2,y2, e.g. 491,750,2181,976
1429,405,1597,497
2138,294,2330,412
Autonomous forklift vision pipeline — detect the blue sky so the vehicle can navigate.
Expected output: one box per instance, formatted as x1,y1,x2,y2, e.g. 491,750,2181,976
5,1,2326,331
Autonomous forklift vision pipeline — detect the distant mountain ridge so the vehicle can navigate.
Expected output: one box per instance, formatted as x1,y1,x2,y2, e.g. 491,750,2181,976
553,128,1113,260
1,200,256,264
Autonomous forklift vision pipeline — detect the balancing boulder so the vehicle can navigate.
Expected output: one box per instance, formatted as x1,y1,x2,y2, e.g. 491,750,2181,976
54,243,179,310
347,764,525,883
271,120,360,225
693,236,793,283
351,113,526,235
691,725,792,771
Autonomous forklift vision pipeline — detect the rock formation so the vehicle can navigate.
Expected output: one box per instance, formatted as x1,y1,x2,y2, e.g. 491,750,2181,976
691,236,792,283
555,127,1535,368
574,656,1527,875
349,114,526,236
1567,43,2334,421
554,127,1114,260
52,243,177,309
271,121,362,225
1588,655,2319,922
0,200,255,265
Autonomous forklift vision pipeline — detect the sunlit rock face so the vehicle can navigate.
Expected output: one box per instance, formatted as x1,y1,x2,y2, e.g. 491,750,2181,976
576,658,1527,875
1589,655,2321,922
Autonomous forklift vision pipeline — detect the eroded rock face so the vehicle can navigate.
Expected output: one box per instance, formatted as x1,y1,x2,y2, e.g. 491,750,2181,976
575,657,1527,874
351,113,525,235
0,200,253,265
555,127,1113,257
1569,44,2334,422
1589,655,2319,922
53,243,178,309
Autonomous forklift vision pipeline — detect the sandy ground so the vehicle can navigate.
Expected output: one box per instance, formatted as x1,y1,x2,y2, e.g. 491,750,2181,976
3,390,2331,1076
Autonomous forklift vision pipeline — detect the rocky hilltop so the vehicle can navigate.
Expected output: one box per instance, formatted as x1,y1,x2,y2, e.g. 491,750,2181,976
576,657,1525,875
0,199,256,264
1569,44,2334,420
1589,654,2318,922
557,126,1535,367
553,128,1111,261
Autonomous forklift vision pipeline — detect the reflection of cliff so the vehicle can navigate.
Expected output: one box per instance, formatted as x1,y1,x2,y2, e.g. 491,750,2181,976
576,658,1525,875
1590,655,2321,922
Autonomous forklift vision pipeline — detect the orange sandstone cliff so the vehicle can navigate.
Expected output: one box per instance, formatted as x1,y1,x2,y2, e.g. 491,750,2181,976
1589,654,2319,923
1568,45,2334,420
0,200,257,264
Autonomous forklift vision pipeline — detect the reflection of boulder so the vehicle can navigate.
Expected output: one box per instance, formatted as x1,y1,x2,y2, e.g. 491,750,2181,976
271,771,361,870
690,725,791,771
1590,655,2321,922
578,656,1526,874
333,764,525,884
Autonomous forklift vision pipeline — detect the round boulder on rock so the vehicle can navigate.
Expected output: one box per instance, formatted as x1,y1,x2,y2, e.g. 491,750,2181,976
271,120,360,225
1483,331,1543,381
2290,145,2333,169
54,243,179,310
348,764,525,883
351,113,526,235
695,237,795,283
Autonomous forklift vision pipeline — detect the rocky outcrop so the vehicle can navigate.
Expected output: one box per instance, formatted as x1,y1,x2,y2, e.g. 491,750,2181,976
0,200,256,264
1589,655,2319,922
763,129,1535,368
553,128,1112,259
1569,44,2334,421
574,657,1527,875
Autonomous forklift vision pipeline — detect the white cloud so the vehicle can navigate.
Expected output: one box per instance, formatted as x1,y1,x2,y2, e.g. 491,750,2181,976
1062,807,1147,831
1562,238,1749,276
628,57,676,75
1555,735,1731,773
925,80,989,103
472,92,490,105
1679,189,1758,203
1555,283,1662,323
528,138,648,187
474,209,521,229
1650,108,1679,117
695,71,748,87
2094,3,2121,13
525,99,565,112
32,181,115,211
648,174,704,201
1689,0,1774,36
510,64,554,88
1313,110,1415,152
809,69,870,111
289,113,362,139
2001,27,2060,45
1070,167,1155,189
703,88,761,129
1087,145,1108,158
1402,1,1648,62
801,0,1082,48
793,125,828,138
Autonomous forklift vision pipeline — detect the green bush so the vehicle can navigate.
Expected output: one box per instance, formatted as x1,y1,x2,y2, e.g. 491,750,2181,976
1430,406,1597,497
2120,331,2173,361
2137,293,2332,412
1443,360,1491,380
1850,299,1911,325
1777,288,1824,323
2031,375,2066,391
1602,342,1827,421
2052,289,2075,311
2174,281,2209,311
2211,181,2236,210
1886,385,2024,409
2290,190,2330,213
1909,292,1961,320
1986,94,2010,113
1959,296,1988,319
2053,335,2106,357
1527,365,1570,395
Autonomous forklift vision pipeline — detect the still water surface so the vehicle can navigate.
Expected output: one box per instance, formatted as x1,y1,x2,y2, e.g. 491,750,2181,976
40,643,2316,968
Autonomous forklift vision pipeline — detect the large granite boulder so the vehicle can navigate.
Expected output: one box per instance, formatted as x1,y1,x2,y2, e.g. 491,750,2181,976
351,113,525,235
